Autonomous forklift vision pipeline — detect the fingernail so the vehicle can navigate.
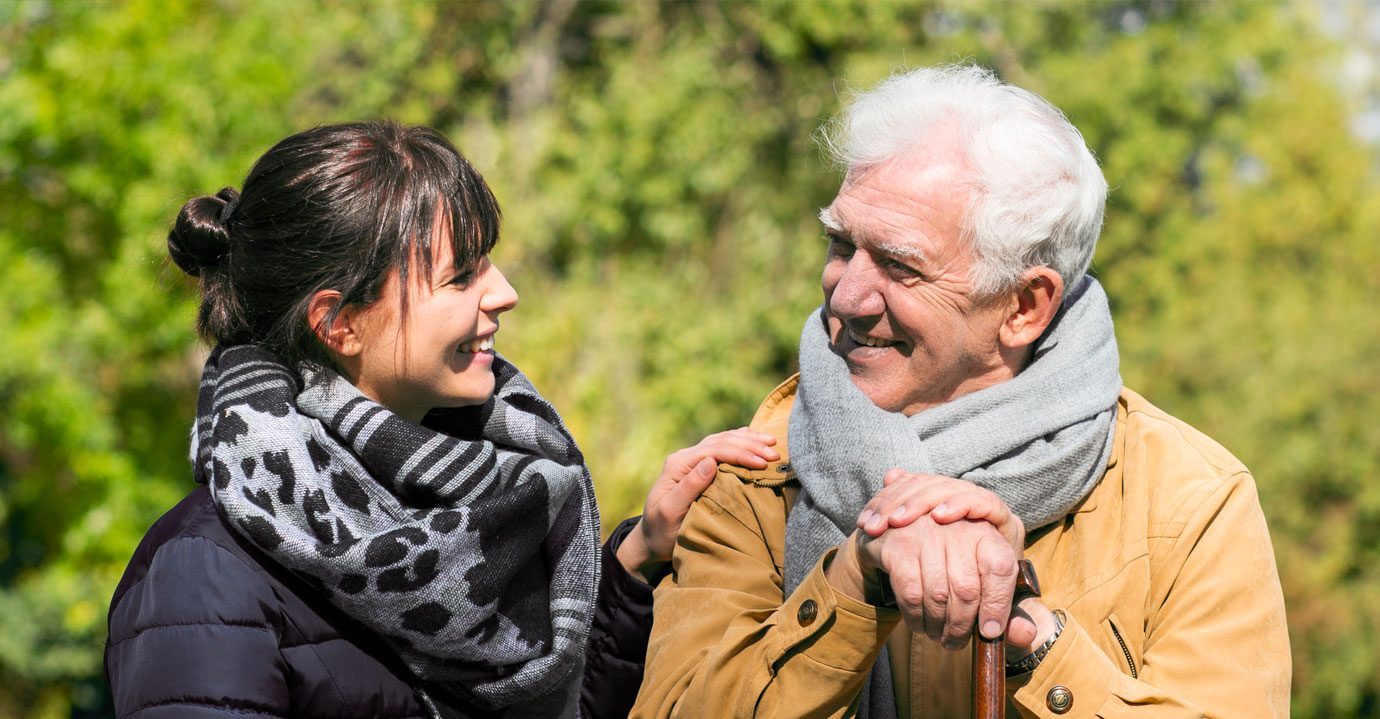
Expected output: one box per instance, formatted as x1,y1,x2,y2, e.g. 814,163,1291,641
697,458,715,476
890,505,907,520
983,621,1002,638
934,503,949,515
865,514,885,532
857,509,873,526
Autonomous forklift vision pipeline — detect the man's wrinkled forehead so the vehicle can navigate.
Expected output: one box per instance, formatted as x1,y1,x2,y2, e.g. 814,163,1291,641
828,131,973,212
820,148,973,230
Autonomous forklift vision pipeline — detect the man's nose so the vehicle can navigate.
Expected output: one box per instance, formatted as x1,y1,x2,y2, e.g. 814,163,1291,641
828,256,886,319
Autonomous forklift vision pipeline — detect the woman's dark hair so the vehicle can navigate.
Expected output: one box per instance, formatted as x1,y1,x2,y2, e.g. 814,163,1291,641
167,121,501,367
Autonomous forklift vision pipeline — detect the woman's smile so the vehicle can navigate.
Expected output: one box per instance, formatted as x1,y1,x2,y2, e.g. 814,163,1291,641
458,334,495,354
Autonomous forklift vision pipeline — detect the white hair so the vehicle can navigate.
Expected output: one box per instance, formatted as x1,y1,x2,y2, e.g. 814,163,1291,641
822,64,1107,297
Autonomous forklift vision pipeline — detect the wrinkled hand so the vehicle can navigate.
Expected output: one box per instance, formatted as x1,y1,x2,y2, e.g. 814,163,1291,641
616,428,778,582
858,517,1025,648
857,469,1025,551
826,470,1035,649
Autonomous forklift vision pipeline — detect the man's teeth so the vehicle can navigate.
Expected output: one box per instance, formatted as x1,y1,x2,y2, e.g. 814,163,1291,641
461,336,495,353
848,329,895,348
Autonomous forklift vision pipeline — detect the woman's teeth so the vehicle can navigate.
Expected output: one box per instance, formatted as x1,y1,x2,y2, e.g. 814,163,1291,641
848,328,895,348
460,336,494,354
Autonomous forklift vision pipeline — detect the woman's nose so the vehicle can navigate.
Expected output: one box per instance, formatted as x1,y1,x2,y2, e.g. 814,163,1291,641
482,263,519,313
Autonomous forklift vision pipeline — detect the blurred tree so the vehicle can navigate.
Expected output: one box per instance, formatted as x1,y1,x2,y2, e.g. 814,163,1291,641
0,0,1375,716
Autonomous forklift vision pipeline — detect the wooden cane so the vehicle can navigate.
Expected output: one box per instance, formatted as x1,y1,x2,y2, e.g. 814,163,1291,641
972,559,1041,719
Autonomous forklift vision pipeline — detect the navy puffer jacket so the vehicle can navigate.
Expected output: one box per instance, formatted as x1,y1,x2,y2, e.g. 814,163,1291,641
107,486,440,718
107,487,654,718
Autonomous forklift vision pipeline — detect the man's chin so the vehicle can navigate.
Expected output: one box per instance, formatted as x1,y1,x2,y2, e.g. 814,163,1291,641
843,369,904,412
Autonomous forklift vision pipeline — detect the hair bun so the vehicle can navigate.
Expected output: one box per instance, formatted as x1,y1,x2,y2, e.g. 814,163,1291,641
168,187,238,277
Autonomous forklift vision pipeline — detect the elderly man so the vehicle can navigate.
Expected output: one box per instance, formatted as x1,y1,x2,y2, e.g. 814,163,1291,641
631,65,1289,718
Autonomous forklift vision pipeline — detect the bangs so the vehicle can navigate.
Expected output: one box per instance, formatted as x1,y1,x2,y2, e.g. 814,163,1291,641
386,128,502,290
438,164,502,272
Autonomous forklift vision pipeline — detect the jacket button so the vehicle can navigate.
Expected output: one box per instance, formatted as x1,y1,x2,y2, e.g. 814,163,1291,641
797,599,818,626
1046,685,1073,714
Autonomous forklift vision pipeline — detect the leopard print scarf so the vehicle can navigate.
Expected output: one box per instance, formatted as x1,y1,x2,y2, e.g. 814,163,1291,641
191,345,600,717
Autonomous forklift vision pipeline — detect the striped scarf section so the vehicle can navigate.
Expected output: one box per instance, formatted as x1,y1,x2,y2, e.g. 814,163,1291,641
191,345,600,717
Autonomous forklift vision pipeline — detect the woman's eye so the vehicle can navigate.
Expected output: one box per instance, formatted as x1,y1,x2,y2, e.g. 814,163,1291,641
448,271,475,287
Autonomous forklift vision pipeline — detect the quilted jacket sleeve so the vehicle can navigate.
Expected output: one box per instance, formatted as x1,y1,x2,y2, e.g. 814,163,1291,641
581,516,663,719
106,535,291,718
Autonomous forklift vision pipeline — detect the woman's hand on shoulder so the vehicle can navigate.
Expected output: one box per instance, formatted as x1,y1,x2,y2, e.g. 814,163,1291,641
616,428,778,582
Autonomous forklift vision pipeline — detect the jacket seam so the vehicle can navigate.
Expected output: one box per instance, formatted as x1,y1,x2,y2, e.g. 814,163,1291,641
273,584,354,710
1051,547,1151,609
125,699,286,718
182,501,338,611
116,534,289,639
278,635,367,650
108,619,275,647
171,532,296,669
1145,472,1247,635
1122,407,1245,477
699,489,760,537
147,533,286,612
1147,469,1252,540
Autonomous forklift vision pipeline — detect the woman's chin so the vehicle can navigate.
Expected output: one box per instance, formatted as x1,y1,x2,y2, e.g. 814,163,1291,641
443,377,498,409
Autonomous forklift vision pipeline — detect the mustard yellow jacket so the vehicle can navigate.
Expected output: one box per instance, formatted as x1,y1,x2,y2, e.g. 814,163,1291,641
632,377,1290,718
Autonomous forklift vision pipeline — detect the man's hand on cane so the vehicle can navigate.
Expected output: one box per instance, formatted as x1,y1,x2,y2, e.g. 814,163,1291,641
825,470,1057,658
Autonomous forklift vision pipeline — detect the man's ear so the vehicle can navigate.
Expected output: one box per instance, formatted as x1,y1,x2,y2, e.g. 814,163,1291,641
999,267,1063,350
306,290,362,358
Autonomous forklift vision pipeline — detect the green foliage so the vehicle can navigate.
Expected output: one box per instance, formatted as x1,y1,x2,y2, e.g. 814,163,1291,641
1,1,1376,716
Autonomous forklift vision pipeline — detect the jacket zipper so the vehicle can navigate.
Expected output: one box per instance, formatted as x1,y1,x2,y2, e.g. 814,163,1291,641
1108,620,1139,679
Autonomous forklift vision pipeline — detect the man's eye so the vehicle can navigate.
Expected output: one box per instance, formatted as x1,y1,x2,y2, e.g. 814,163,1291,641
826,234,854,257
882,257,922,279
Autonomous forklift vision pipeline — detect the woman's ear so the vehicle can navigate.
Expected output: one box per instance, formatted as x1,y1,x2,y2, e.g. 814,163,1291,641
999,267,1064,351
307,290,362,357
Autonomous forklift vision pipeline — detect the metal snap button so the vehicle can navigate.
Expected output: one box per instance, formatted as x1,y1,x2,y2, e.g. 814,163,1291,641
797,599,818,626
1046,685,1073,714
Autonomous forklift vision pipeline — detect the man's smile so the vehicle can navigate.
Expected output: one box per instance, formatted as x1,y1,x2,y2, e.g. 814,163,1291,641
846,327,900,348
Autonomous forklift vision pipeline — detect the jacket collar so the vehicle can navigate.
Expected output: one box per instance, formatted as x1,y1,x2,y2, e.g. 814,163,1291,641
720,374,799,487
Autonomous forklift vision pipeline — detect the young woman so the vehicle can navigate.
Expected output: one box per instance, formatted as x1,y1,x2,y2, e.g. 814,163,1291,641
103,121,776,719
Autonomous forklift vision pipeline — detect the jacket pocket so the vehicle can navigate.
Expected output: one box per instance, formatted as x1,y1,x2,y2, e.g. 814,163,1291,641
1103,612,1140,679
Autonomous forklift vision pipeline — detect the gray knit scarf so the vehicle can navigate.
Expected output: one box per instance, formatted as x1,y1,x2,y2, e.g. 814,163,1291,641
191,345,600,718
784,277,1121,718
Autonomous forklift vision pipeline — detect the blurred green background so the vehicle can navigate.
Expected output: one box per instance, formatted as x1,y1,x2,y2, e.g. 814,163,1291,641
2,0,1378,716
